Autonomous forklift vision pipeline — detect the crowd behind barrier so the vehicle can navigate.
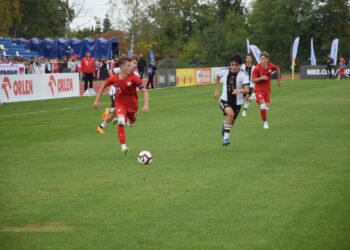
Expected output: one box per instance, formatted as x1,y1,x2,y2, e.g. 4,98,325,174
0,56,112,80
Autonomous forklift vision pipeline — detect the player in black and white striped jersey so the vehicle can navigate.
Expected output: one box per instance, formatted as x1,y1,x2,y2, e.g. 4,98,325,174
214,54,250,146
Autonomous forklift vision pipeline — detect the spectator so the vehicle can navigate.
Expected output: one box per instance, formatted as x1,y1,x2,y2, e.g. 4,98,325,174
325,54,334,79
28,57,35,74
51,58,60,73
67,57,77,73
99,59,108,80
44,58,52,73
33,57,45,74
146,61,157,89
137,53,147,79
60,56,68,73
81,51,95,91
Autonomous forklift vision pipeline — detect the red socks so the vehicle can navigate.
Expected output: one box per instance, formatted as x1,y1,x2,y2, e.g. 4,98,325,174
118,125,126,144
260,109,267,122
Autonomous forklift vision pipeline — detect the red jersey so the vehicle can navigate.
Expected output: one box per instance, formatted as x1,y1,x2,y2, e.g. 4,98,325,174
104,73,143,110
339,59,346,73
252,62,278,92
81,57,95,73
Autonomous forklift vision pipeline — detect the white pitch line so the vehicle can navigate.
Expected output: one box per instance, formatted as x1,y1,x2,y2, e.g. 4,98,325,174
0,104,93,118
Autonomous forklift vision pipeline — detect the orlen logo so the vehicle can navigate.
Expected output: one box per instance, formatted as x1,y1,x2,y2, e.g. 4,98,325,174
1,77,12,100
48,75,74,96
1,76,33,100
48,75,57,96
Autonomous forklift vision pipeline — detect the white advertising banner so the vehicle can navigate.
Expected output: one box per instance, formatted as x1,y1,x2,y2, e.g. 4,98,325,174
249,45,262,63
330,39,339,65
211,67,228,83
291,37,300,66
310,38,317,66
0,64,25,75
0,73,80,103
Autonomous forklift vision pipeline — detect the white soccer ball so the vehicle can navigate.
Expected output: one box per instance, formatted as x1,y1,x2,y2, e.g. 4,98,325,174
137,151,153,165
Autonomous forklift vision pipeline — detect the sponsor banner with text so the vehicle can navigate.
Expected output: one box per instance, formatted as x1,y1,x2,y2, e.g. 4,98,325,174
211,67,228,83
176,68,196,87
300,65,350,79
0,64,25,75
0,73,80,103
195,68,212,84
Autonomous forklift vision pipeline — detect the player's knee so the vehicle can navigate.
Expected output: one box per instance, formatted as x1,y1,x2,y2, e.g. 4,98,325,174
226,112,234,121
118,116,125,126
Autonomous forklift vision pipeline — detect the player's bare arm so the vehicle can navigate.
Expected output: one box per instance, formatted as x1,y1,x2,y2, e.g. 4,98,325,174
108,69,114,76
276,67,281,86
141,88,149,112
93,84,107,109
232,84,249,95
214,75,220,99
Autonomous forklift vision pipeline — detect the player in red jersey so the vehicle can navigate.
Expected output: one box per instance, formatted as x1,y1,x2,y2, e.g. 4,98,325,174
252,51,281,129
93,55,149,155
96,55,141,134
337,57,348,80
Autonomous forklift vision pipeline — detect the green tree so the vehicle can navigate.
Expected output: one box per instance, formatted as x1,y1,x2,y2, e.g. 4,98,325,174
14,0,74,38
178,1,248,67
0,0,22,37
141,0,200,57
69,26,96,39
300,0,350,63
248,0,300,68
217,0,246,21
249,0,350,69
102,14,112,33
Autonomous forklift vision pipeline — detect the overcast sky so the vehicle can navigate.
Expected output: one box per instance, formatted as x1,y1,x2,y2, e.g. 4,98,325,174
70,0,253,31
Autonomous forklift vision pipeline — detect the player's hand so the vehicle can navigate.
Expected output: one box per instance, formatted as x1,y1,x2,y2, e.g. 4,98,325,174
214,90,219,100
93,100,100,109
261,76,269,80
142,105,149,112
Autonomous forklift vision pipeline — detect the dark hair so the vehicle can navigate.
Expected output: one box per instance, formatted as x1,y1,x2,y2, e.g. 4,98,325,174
230,54,243,64
246,53,253,58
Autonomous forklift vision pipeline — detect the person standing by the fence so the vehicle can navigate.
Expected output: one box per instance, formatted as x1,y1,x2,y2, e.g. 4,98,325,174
325,54,334,79
81,51,95,91
137,53,147,79
146,61,157,89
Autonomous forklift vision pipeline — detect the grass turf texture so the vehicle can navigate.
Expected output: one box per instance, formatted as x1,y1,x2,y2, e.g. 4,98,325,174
0,79,349,250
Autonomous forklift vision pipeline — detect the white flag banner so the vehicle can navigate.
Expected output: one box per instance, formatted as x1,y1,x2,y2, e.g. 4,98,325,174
249,45,262,63
330,39,339,65
310,38,317,65
291,37,300,66
247,39,250,54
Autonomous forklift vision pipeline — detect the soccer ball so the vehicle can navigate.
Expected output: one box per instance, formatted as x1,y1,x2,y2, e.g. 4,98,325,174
137,151,152,165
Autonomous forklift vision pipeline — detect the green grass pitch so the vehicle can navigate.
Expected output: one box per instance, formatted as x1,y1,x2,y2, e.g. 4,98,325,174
0,79,350,249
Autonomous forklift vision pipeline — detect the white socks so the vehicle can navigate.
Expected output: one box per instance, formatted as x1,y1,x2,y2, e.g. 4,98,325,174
243,101,249,110
223,123,232,140
260,103,269,110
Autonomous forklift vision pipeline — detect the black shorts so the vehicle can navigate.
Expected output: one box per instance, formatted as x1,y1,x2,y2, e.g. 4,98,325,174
219,100,241,119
